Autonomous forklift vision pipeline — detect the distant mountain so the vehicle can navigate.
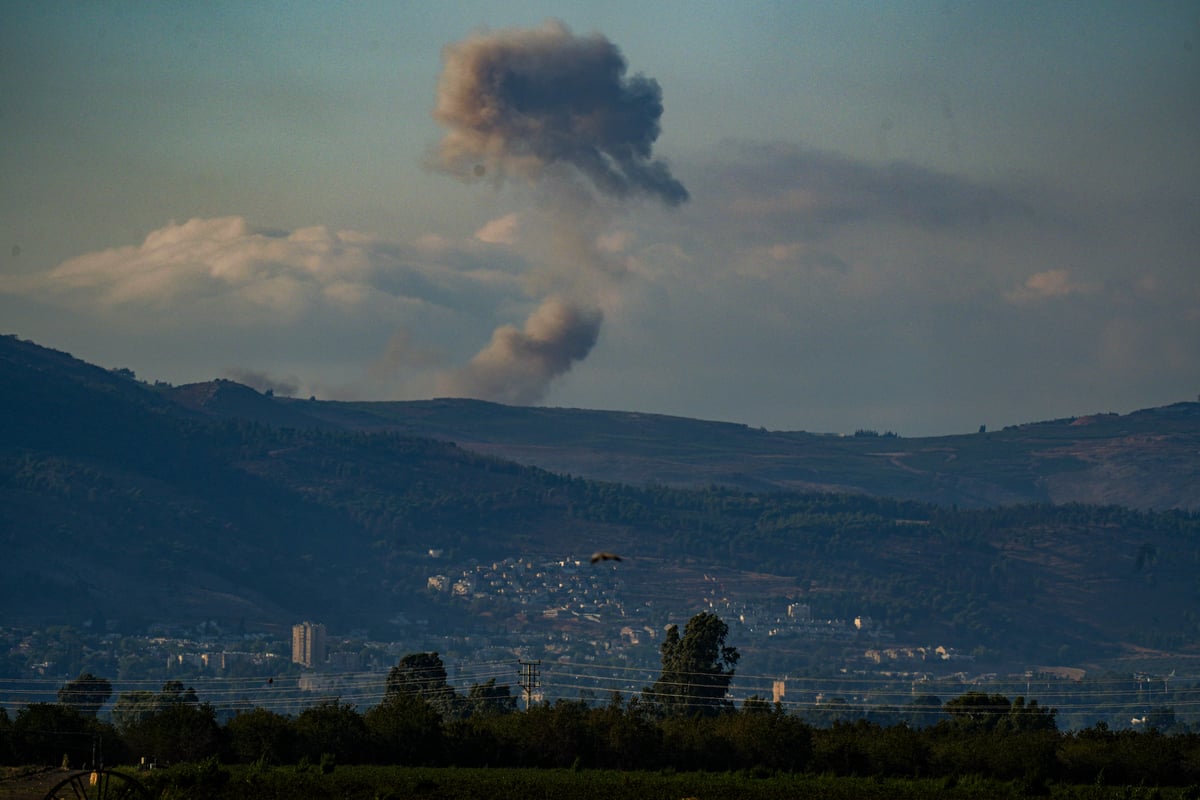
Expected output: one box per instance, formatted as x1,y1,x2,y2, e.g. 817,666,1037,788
189,380,1198,513
2,333,1198,670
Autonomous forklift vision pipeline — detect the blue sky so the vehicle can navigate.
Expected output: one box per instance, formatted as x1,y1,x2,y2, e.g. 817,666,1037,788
2,2,1197,434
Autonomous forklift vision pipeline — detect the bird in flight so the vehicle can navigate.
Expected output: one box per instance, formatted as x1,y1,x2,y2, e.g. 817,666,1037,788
590,551,623,564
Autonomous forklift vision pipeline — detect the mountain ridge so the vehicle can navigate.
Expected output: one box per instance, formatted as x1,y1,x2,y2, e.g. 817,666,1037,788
226,390,1198,512
18,329,1184,512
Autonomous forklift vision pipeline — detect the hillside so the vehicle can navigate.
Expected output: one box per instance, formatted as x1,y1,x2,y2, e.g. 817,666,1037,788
68,341,1191,512
251,396,1197,512
2,333,1199,672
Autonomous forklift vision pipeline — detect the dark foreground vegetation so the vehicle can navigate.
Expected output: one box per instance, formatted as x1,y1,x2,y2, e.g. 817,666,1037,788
5,694,1200,798
124,764,1200,800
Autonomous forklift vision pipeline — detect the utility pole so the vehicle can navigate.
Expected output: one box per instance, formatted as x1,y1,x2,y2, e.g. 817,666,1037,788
518,659,541,709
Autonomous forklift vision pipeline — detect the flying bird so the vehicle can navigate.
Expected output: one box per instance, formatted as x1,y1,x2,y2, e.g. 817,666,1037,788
590,551,623,564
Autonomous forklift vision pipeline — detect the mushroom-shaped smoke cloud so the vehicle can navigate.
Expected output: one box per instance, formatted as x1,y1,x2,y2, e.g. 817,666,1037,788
434,19,689,206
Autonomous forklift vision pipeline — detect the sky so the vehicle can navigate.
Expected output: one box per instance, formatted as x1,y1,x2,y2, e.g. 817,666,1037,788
2,1,1198,436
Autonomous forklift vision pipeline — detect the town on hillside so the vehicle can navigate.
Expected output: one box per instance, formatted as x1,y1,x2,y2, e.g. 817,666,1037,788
2,551,1186,731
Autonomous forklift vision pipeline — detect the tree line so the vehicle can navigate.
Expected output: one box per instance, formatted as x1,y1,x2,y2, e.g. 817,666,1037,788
3,615,1200,790
5,682,1200,790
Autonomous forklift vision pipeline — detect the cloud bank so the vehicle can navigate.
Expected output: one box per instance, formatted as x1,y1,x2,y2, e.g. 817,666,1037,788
0,215,543,399
22,217,400,319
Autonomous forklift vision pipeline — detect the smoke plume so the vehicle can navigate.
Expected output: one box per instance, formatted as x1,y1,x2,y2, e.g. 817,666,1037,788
433,21,687,405
434,20,688,206
223,368,300,397
439,296,602,405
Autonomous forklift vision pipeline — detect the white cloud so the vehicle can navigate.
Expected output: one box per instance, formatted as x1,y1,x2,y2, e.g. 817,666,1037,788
473,213,521,245
23,217,364,318
0,216,541,398
1005,269,1095,304
4,216,529,325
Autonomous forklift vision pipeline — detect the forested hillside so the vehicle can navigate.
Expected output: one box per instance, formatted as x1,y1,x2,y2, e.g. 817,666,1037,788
2,334,1199,669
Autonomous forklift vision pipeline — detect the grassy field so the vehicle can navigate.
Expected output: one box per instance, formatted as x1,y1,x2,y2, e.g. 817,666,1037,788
0,763,1182,800
4,763,1197,799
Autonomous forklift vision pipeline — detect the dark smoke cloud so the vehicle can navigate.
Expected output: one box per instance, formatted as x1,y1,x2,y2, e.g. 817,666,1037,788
434,20,689,206
438,296,602,405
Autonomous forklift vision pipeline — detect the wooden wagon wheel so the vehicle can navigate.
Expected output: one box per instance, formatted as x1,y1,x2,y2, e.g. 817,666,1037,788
43,768,153,800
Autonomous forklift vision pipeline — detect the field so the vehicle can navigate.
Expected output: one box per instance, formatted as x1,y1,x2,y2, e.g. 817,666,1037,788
3,764,1191,800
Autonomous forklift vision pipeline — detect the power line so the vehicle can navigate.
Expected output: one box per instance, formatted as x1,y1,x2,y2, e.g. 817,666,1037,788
4,656,1198,720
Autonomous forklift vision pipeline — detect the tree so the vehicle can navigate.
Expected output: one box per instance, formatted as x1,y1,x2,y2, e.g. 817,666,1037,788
905,694,945,728
293,700,369,764
943,692,1057,734
112,681,201,732
57,672,113,717
225,707,296,765
741,695,772,714
364,693,444,765
159,680,199,704
465,678,517,717
646,612,739,716
112,680,219,763
588,694,661,770
385,652,461,718
722,701,813,772
111,691,159,731
943,691,1012,731
511,700,594,767
11,703,92,767
1000,696,1057,733
122,702,220,764
1144,705,1177,732
0,707,10,764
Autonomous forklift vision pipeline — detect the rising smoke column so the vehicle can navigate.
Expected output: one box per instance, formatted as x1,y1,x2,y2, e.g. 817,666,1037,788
434,20,688,404
439,296,602,404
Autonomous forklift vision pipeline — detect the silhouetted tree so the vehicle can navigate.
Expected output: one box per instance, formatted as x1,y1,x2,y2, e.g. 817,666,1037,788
1145,704,1177,732
56,672,112,717
465,678,517,717
943,691,1012,731
121,702,220,764
111,691,158,731
588,694,661,769
293,700,369,764
646,612,739,716
386,652,461,718
11,704,91,767
225,707,295,765
112,681,201,732
721,701,813,772
365,693,445,765
905,694,945,728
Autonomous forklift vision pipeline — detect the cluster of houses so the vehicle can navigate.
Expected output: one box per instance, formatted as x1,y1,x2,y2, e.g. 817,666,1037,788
424,553,907,656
